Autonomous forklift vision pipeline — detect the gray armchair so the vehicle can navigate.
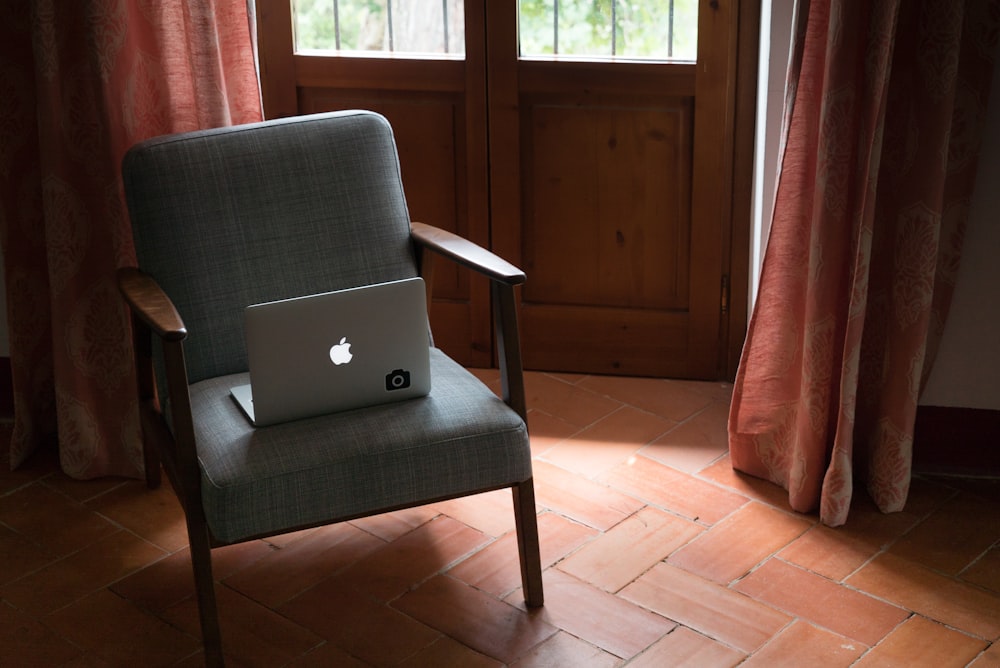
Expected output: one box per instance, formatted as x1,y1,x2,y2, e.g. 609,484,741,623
118,110,543,666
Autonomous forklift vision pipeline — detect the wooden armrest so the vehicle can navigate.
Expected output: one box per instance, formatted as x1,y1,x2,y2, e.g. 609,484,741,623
118,267,187,341
410,222,525,286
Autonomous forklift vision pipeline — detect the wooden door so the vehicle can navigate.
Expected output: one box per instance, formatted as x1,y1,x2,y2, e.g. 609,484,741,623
255,0,754,379
487,1,743,379
256,0,494,368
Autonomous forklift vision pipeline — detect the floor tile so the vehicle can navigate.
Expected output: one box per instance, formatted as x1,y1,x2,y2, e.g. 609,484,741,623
532,460,645,531
739,620,866,667
279,575,441,665
431,488,517,537
626,626,745,668
733,558,909,647
336,515,489,602
111,548,197,612
0,600,83,666
4,373,1000,667
0,427,59,497
0,522,58,586
888,491,1000,575
697,456,796,511
395,574,558,664
524,373,622,429
115,539,276,613
852,615,987,668
510,631,622,668
847,552,1000,640
348,505,439,542
506,568,676,660
161,585,324,667
557,506,702,592
209,539,279,578
43,471,128,504
223,522,384,608
0,481,119,557
86,478,188,552
400,635,504,668
45,589,201,666
777,524,878,582
600,455,747,525
962,545,1000,595
449,511,597,597
2,529,166,616
575,375,718,423
621,562,792,654
969,642,1000,667
643,401,731,474
668,502,813,584
283,642,370,667
543,406,674,478
527,409,582,458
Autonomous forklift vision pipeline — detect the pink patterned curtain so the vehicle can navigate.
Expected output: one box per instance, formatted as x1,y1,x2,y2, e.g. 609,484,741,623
0,1,262,478
729,0,999,526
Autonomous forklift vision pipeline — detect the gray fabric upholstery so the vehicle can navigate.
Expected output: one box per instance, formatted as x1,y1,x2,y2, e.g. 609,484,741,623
123,110,533,545
189,349,529,543
123,111,416,385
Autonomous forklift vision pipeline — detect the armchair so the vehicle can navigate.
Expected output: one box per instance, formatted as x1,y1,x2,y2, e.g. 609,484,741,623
118,110,543,666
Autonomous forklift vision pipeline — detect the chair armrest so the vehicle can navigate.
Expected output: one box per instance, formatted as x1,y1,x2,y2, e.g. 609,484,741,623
118,267,187,341
411,222,525,286
410,222,529,422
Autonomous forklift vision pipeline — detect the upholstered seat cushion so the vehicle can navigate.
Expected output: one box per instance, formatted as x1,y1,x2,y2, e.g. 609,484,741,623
186,348,531,544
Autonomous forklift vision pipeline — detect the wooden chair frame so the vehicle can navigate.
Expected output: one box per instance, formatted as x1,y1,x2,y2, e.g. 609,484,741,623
120,222,543,666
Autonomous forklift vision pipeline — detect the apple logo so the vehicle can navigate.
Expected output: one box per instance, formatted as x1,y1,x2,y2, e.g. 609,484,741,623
329,336,353,365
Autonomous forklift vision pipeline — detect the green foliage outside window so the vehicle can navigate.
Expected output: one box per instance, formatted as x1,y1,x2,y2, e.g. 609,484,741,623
294,0,697,61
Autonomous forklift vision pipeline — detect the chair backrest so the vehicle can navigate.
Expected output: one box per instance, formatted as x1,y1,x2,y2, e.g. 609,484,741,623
122,111,418,385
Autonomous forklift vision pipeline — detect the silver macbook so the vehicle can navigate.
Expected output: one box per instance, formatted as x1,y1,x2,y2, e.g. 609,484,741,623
231,277,431,426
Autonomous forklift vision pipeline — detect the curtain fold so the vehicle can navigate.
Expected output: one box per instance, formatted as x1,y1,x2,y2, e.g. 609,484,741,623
729,0,999,525
0,0,262,478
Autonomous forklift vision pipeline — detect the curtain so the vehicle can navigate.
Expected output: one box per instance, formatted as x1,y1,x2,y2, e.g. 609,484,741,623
729,0,999,526
0,1,262,478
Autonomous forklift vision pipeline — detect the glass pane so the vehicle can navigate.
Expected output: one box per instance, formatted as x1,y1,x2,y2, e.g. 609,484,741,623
518,0,698,61
294,0,466,56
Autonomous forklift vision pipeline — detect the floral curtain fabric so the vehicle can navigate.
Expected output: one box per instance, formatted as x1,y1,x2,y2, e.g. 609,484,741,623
728,0,999,525
0,1,262,478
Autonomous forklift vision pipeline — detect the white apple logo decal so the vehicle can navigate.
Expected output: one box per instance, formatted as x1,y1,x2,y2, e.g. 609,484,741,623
329,336,353,365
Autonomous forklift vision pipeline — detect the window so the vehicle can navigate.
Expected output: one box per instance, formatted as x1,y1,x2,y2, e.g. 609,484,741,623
292,0,697,61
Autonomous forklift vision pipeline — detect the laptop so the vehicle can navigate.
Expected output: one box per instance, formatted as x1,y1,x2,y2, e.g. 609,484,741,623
230,277,432,426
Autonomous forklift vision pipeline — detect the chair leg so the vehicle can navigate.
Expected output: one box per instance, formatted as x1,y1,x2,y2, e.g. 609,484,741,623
512,478,544,607
186,517,224,666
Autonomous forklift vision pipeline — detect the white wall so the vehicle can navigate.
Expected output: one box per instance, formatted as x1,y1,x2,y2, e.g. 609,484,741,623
755,1,1000,410
920,41,1000,410
750,0,795,308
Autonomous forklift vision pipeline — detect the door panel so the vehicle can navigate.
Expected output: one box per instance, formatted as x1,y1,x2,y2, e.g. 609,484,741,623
523,101,693,311
297,89,488,360
256,0,750,379
519,95,695,375
487,2,736,379
259,1,492,367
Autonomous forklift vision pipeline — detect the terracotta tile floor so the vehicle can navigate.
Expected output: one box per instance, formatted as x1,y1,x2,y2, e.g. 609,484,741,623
2,370,999,666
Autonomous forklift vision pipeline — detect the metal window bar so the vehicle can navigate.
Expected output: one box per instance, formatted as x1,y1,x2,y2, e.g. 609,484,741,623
668,0,674,58
387,0,395,51
327,0,453,54
611,0,616,55
549,0,679,59
334,0,341,50
554,0,559,54
442,0,450,52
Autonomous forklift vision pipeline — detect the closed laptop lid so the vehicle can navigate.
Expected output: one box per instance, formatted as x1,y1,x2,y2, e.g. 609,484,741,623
233,277,431,426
